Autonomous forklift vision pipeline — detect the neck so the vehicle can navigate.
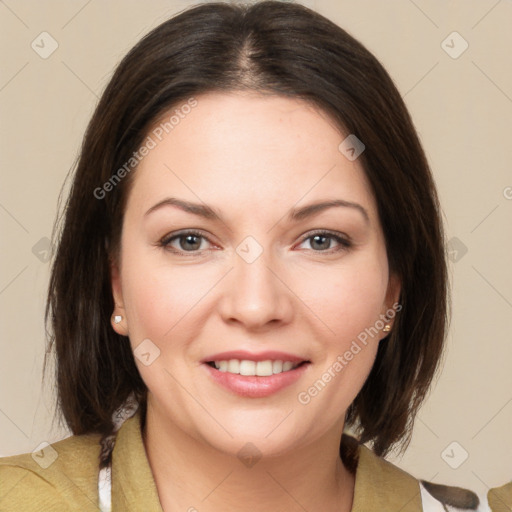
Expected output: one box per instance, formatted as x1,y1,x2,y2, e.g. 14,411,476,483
142,404,355,512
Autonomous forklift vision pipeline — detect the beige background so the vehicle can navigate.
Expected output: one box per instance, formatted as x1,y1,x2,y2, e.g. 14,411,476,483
1,0,511,499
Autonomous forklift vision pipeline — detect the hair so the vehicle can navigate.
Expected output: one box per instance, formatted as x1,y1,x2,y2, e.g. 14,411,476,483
44,0,449,461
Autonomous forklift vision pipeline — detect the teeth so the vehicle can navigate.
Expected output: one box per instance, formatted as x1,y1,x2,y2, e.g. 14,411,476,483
256,360,273,376
228,359,240,373
240,360,256,376
212,359,299,376
283,361,294,371
272,360,283,373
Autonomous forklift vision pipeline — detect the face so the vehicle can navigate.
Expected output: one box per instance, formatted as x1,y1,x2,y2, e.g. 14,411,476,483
111,91,400,457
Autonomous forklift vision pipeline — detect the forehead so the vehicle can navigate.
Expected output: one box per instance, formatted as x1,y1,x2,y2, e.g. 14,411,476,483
125,91,377,222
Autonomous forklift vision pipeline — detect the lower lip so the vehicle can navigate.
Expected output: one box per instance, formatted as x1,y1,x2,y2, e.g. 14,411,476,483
203,362,310,398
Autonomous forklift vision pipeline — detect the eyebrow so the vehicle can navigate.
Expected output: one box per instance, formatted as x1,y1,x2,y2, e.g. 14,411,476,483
144,197,369,224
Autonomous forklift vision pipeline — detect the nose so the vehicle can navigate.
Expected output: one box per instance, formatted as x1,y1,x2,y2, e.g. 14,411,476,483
217,246,295,331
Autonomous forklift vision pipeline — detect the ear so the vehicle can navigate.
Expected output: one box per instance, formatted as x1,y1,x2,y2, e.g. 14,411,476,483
381,272,401,337
384,272,401,310
110,257,128,336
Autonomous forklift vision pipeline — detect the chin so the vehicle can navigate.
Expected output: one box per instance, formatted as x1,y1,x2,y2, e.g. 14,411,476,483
202,405,322,457
199,428,303,461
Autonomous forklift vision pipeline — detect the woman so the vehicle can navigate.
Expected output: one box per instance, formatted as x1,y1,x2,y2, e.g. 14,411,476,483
0,1,506,511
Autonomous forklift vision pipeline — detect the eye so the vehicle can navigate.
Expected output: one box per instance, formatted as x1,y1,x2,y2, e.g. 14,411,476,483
297,230,351,253
160,230,214,255
159,229,352,256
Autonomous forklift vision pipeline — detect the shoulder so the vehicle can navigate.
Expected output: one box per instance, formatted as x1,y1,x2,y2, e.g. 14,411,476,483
0,432,102,512
343,435,493,512
487,481,512,512
350,441,424,511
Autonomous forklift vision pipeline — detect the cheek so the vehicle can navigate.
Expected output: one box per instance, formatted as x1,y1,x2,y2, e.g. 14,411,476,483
301,256,388,343
295,256,387,398
119,229,215,335
296,278,384,424
119,257,210,396
123,266,206,342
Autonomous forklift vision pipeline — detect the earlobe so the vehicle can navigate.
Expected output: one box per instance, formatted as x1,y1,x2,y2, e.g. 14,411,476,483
110,258,128,336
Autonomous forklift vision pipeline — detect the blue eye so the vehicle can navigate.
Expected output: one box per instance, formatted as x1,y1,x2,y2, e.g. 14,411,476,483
159,229,351,256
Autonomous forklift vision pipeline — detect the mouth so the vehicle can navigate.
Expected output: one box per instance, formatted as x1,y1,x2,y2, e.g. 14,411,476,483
201,351,311,398
206,359,309,376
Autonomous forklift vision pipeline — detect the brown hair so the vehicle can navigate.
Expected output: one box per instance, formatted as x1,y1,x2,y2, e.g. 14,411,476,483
44,0,449,459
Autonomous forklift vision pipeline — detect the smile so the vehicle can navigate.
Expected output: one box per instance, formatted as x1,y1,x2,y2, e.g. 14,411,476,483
202,351,311,398
207,359,303,376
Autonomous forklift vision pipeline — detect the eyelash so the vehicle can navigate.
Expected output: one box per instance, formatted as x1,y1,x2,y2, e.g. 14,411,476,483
159,229,352,257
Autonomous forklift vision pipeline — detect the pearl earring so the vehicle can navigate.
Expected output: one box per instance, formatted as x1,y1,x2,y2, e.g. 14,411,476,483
113,315,122,324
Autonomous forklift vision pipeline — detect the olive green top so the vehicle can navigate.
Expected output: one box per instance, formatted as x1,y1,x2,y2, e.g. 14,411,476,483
488,481,512,512
0,410,508,511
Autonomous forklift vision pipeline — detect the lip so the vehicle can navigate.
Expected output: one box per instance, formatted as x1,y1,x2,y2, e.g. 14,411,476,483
201,350,308,364
202,361,311,399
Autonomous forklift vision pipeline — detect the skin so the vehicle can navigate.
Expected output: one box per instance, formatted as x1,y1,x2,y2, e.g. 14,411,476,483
111,91,400,511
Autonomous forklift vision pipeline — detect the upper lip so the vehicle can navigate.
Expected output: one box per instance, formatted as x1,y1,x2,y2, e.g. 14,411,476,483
202,350,309,364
